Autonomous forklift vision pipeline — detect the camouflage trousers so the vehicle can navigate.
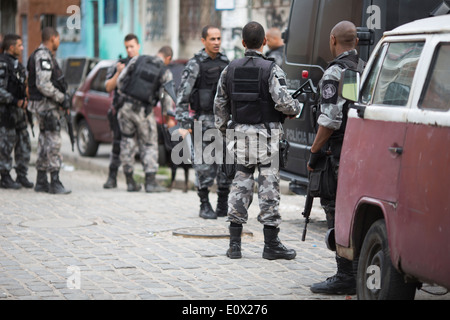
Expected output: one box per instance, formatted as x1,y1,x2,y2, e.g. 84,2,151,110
193,138,232,190
228,165,282,227
117,102,158,174
192,114,232,190
35,109,63,172
227,123,284,227
0,125,31,175
0,126,16,172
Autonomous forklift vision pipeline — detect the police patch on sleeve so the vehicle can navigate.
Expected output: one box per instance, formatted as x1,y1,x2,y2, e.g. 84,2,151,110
321,80,339,104
277,77,287,86
40,59,52,71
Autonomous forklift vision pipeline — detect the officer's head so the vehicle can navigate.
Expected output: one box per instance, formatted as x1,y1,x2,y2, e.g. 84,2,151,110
124,34,140,58
266,27,283,50
42,27,60,52
201,26,221,58
329,21,359,58
158,46,173,66
242,21,266,51
2,34,23,58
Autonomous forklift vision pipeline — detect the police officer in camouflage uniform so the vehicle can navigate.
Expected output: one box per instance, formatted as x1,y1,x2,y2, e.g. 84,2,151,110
176,25,232,220
307,21,365,295
265,27,285,67
116,45,174,193
0,34,33,189
214,22,301,260
103,34,139,189
28,27,71,195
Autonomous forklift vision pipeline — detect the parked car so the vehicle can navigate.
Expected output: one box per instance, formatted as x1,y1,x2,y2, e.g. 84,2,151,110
71,58,187,162
335,15,450,299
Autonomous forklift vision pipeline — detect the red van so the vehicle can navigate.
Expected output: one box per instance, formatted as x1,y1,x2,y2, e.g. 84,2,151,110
335,15,450,299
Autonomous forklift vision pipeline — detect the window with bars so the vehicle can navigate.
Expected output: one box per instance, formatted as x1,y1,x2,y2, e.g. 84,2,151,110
145,0,167,41
104,0,118,24
180,0,221,42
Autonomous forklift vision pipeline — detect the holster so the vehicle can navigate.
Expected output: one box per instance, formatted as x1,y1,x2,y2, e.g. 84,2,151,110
309,154,337,200
279,139,290,169
41,110,60,132
190,88,213,113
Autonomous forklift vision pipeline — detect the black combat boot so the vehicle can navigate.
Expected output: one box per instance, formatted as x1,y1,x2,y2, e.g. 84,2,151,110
49,171,71,194
262,226,296,260
0,171,22,189
216,187,229,217
16,174,34,188
145,172,167,193
198,188,216,219
34,170,49,193
103,167,118,189
310,255,356,295
125,172,141,192
226,224,242,259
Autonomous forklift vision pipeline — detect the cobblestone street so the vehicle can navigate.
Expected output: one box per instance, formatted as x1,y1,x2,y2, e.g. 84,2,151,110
0,133,448,305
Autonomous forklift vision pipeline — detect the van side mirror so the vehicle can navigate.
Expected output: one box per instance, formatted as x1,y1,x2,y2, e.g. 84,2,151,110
339,69,366,118
339,69,360,102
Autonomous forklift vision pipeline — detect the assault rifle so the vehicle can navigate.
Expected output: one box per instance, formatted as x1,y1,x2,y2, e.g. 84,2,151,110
291,79,319,241
301,183,314,241
54,75,75,152
64,109,75,152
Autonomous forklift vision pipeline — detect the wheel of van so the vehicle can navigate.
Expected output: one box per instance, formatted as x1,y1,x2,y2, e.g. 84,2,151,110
357,219,418,300
76,119,99,157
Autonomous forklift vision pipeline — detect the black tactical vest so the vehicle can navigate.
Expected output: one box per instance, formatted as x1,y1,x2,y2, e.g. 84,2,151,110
0,53,26,101
226,52,283,124
325,52,364,142
323,51,365,157
121,55,164,105
27,47,66,101
190,53,229,113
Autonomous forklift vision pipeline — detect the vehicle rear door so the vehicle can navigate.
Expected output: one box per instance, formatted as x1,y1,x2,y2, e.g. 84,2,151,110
83,66,111,141
396,40,450,289
336,39,425,249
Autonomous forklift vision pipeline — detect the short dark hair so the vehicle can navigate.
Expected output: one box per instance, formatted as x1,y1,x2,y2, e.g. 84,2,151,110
158,46,173,58
124,33,139,44
2,34,21,52
201,25,219,40
42,27,59,42
242,21,265,49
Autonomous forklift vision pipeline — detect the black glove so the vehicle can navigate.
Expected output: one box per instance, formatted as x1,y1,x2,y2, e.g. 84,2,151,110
62,94,71,110
182,118,194,130
308,150,325,170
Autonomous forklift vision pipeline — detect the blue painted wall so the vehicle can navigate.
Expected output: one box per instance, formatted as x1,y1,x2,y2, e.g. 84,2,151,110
57,0,143,60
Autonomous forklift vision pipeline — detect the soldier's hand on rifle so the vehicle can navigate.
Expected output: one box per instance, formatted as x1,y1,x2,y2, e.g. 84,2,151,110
17,99,27,109
116,62,126,74
307,149,325,172
62,94,71,110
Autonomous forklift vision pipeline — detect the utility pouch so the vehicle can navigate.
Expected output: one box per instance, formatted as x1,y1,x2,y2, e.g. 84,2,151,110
43,111,60,132
309,155,337,199
279,139,290,169
198,89,213,112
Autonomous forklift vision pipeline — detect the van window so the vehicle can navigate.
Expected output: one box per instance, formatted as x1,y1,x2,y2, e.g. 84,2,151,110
90,68,108,93
419,43,450,111
361,43,389,104
371,42,424,106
